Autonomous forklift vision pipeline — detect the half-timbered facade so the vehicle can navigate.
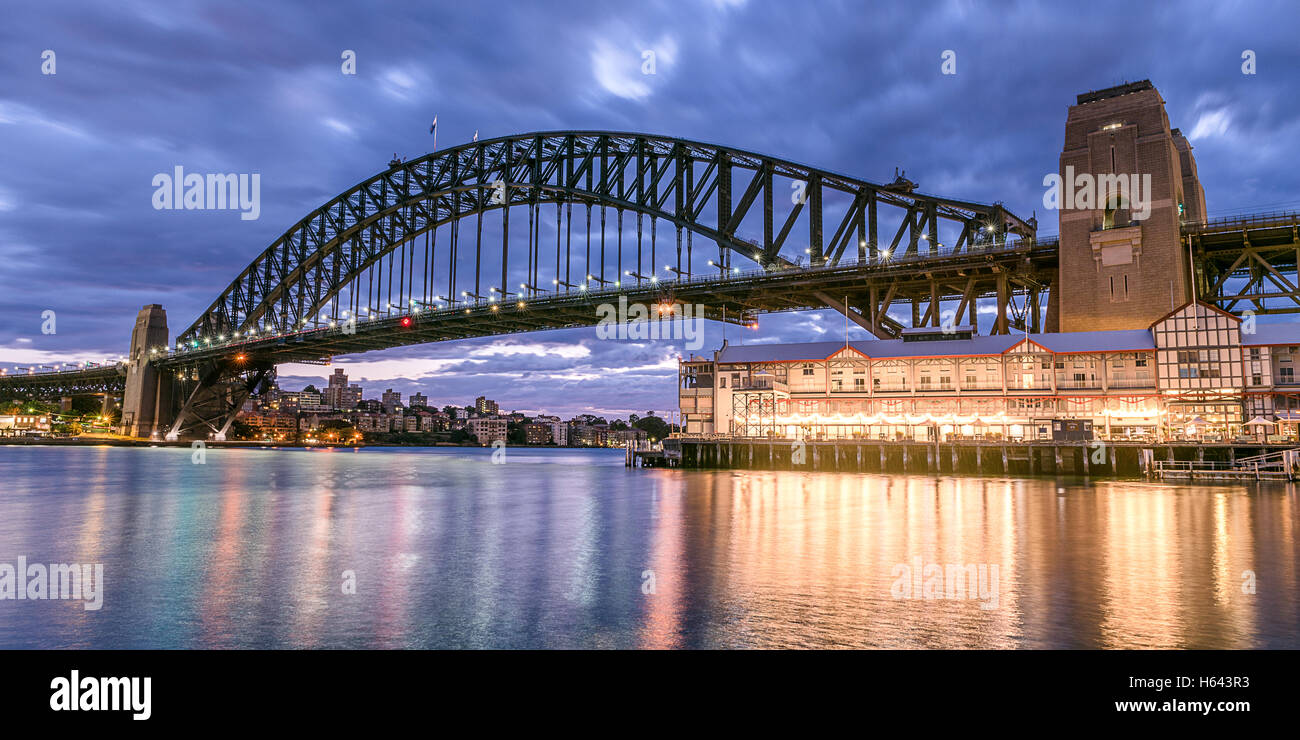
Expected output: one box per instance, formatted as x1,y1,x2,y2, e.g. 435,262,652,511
678,301,1300,442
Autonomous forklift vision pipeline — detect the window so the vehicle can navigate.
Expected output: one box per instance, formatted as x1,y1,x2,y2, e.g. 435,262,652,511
802,366,815,376
854,378,865,391
719,377,726,388
1283,367,1295,384
1135,358,1148,367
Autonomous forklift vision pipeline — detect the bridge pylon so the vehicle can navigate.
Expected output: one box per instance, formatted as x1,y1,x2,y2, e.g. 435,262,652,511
120,304,173,438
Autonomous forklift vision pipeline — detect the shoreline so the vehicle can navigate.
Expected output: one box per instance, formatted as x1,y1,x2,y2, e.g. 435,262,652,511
0,436,614,451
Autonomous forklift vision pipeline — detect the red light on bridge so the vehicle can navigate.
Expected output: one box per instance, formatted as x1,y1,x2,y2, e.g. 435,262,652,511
235,354,247,362
400,316,412,327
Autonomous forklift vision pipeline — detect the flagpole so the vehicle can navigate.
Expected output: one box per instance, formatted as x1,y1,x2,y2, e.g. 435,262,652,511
844,295,849,350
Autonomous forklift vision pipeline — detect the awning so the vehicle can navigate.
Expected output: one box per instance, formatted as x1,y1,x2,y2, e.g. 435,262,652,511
1276,412,1300,423
1245,416,1276,427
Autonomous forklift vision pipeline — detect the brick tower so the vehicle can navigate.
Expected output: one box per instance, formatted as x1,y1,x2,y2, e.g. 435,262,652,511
1054,80,1207,332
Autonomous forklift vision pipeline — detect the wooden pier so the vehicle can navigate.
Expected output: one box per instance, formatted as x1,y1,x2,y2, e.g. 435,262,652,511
649,437,1300,479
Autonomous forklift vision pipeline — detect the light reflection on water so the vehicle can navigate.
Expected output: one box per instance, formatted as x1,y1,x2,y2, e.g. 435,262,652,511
0,446,1295,648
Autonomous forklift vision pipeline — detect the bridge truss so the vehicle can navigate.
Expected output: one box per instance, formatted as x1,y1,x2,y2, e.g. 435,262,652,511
178,131,1037,350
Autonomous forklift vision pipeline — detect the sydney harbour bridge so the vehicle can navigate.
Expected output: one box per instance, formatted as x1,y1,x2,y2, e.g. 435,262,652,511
4,126,1300,440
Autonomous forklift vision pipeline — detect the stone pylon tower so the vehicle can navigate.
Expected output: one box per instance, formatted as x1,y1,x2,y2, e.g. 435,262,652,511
1054,80,1207,332
120,304,173,438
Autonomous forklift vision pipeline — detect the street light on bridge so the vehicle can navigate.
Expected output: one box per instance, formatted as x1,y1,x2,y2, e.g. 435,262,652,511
623,270,654,283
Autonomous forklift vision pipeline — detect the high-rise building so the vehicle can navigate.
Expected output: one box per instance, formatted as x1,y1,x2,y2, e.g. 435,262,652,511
381,389,403,414
549,421,568,446
475,396,499,415
324,368,348,409
409,392,428,408
339,384,363,410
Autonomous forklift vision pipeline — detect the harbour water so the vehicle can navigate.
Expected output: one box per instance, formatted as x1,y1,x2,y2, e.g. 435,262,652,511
0,445,1296,648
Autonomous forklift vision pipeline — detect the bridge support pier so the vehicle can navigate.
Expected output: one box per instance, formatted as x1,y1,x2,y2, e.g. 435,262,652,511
100,393,116,418
120,304,172,438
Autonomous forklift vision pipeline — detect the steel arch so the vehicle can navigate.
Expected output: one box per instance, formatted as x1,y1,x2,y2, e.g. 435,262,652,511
178,131,1035,345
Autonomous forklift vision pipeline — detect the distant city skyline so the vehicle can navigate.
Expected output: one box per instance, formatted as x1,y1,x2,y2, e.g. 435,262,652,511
272,363,655,421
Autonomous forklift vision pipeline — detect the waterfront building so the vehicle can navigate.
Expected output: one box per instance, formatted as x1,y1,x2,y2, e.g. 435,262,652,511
522,422,552,444
467,417,507,445
409,392,428,408
610,428,648,445
0,413,51,437
242,411,297,441
678,301,1300,442
475,396,499,415
549,421,568,446
571,424,609,447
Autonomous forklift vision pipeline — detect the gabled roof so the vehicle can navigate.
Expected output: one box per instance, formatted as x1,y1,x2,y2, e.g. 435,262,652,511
1148,299,1241,328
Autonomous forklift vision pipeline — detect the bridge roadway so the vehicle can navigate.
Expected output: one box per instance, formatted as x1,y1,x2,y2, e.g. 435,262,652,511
157,235,1058,368
0,364,126,397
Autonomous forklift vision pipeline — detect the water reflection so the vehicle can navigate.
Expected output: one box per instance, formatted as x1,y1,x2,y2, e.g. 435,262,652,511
0,446,1295,648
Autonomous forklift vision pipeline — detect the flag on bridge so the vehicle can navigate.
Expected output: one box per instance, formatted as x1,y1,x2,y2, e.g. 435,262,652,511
429,115,437,134
473,130,478,142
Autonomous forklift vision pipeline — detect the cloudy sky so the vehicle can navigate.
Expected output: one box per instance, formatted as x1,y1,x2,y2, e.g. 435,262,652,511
2,0,1298,418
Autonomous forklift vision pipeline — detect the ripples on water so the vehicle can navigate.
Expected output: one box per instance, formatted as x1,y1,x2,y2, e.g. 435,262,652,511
0,446,1295,649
